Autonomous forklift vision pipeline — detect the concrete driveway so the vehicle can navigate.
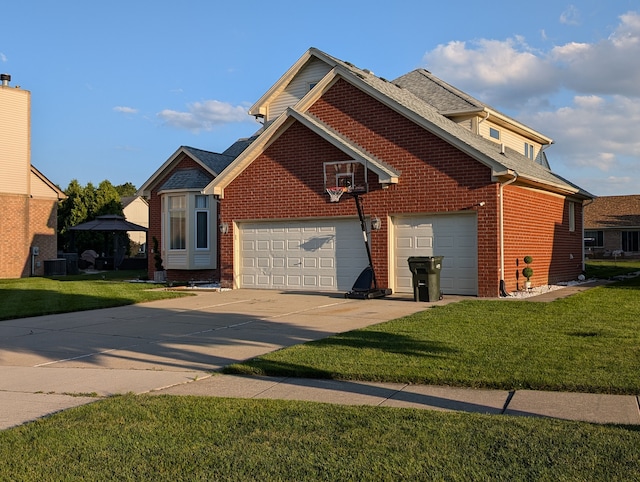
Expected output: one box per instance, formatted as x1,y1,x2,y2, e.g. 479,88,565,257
0,289,439,429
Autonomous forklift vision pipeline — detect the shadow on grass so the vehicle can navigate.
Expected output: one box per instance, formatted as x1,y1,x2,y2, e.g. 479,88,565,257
313,330,455,358
224,331,455,379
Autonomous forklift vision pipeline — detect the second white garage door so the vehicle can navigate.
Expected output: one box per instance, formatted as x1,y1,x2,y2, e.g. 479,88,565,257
239,219,369,291
393,213,478,295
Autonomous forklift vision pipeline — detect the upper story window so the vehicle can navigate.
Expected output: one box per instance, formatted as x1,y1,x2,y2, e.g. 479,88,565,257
169,195,186,250
195,195,209,250
568,202,575,232
489,127,500,140
525,143,535,160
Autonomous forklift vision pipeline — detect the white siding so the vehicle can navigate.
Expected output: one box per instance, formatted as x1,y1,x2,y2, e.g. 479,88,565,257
267,58,332,121
0,86,30,194
479,120,541,159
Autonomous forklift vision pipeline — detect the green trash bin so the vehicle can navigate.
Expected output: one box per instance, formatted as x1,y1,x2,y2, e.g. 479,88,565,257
407,256,444,302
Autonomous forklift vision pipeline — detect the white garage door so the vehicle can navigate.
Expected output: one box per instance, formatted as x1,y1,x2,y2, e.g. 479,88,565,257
393,214,477,295
239,219,369,291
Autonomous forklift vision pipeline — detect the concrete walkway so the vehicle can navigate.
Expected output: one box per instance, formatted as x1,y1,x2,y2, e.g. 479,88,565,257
1,284,638,430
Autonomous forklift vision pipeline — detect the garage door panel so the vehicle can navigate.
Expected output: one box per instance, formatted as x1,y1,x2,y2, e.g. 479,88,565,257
394,214,477,296
240,219,368,291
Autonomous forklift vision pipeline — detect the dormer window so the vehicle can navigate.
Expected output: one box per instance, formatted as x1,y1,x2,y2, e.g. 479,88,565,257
525,143,535,160
489,127,500,140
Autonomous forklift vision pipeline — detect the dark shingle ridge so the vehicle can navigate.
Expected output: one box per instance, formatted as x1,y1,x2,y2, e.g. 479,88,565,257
159,168,213,191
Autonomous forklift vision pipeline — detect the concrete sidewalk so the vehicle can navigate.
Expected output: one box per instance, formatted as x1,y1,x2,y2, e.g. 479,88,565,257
1,283,638,429
154,374,640,425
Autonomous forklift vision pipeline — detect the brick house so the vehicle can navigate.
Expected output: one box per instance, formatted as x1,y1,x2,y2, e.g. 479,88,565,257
0,74,66,279
584,195,640,258
139,48,592,297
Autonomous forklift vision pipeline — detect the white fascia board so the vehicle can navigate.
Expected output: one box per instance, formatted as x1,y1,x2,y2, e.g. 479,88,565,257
203,114,294,198
289,109,400,184
248,48,338,117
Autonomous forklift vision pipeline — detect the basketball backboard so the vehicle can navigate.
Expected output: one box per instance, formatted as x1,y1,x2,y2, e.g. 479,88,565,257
323,161,368,194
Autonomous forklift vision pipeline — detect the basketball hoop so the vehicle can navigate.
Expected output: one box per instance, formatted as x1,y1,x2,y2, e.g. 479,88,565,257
326,186,346,202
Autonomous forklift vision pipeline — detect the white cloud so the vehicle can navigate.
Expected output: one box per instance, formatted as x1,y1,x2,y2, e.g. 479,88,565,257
560,5,581,26
0,52,7,62
157,99,250,132
521,94,640,194
550,12,640,96
423,37,558,108
421,11,640,195
113,106,138,114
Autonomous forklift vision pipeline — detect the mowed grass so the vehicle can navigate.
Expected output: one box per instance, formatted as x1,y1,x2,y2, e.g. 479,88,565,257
225,272,640,394
1,395,638,481
1,260,640,479
0,271,190,321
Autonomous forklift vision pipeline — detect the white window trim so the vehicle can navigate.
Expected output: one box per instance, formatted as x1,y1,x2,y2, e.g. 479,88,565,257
168,195,186,251
195,209,210,250
569,202,575,232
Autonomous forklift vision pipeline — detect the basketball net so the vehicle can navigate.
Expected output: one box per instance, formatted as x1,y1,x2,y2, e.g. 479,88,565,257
326,186,346,202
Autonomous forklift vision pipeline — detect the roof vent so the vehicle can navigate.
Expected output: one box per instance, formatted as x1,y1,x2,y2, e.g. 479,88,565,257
0,74,11,86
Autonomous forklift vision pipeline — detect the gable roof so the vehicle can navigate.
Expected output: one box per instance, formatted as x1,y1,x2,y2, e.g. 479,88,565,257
137,141,255,196
584,195,640,229
121,195,148,209
159,168,213,192
393,69,553,146
209,48,592,200
393,69,484,114
30,165,66,199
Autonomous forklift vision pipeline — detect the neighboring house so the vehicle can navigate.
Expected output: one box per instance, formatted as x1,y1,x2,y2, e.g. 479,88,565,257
121,195,149,253
584,195,640,258
0,74,66,279
139,48,592,297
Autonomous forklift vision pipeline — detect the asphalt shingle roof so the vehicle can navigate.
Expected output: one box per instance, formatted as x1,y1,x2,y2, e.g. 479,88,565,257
319,50,591,198
159,168,213,191
392,69,483,113
584,195,640,229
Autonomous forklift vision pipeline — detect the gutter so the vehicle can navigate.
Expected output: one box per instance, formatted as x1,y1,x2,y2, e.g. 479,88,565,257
499,170,518,297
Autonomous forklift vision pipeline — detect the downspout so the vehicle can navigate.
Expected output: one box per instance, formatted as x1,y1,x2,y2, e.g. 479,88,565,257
499,170,518,297
581,198,595,273
477,111,490,134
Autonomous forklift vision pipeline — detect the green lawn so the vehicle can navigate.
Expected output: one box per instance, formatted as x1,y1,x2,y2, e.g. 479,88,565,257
225,274,640,394
0,270,190,321
1,261,639,479
1,396,638,481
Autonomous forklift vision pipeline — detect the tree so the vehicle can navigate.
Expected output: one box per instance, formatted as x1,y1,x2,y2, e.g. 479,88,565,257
115,182,137,197
57,179,137,256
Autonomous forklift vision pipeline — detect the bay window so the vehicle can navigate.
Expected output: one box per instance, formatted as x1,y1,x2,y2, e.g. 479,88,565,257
169,195,186,250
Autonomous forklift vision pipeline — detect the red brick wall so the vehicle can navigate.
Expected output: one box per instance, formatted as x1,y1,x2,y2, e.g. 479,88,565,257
503,185,584,292
29,197,59,277
220,80,501,296
0,193,58,278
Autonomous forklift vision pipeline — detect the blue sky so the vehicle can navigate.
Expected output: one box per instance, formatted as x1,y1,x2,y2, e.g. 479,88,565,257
1,1,639,196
